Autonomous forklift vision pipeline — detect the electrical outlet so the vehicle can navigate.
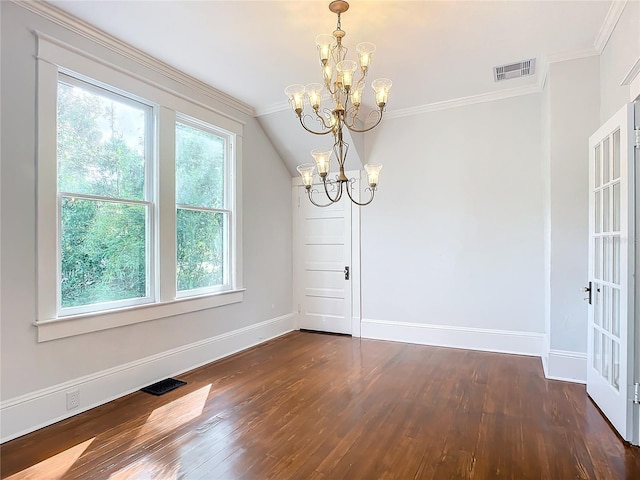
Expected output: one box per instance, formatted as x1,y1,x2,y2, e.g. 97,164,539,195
66,390,80,410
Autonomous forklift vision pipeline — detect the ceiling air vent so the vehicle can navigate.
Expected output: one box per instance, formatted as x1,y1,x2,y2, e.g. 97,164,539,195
494,59,536,82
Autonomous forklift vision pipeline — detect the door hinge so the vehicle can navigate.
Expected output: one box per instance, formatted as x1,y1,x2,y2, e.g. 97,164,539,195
634,129,640,148
634,383,640,405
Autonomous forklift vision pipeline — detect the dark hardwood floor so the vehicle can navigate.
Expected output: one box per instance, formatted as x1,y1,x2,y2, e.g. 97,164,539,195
2,331,639,479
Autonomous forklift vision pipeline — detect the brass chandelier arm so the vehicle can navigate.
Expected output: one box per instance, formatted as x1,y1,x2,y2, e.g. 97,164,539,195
322,176,344,203
305,177,344,207
343,108,383,133
298,114,335,136
345,181,376,206
306,187,340,207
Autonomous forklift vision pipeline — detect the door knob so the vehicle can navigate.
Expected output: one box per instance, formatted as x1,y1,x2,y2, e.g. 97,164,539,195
344,266,350,280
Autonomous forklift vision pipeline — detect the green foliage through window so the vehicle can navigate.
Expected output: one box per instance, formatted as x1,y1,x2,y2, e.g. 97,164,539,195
175,120,229,293
57,78,149,309
176,209,225,291
61,198,147,307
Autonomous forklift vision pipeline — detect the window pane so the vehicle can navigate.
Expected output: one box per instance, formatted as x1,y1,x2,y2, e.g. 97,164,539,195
612,130,620,180
612,182,620,232
595,190,601,233
176,122,225,209
594,237,601,280
603,137,610,184
603,186,610,233
593,328,601,373
613,236,620,284
594,144,601,188
612,340,620,390
57,81,147,200
177,209,226,291
602,285,611,332
602,332,610,382
612,287,620,337
61,197,147,308
603,237,611,282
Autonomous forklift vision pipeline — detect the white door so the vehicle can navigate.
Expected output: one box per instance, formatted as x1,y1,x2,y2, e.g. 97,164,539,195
587,102,637,442
296,188,352,334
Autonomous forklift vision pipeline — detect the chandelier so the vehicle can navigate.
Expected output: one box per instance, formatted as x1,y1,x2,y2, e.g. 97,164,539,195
285,0,391,207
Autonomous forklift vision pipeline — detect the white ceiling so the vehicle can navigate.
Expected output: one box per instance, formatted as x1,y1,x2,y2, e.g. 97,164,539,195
48,0,613,116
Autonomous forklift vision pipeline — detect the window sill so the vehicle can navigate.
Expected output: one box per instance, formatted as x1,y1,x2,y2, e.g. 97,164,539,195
34,289,245,342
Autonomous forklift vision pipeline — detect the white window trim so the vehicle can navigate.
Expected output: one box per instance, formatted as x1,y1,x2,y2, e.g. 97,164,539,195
35,33,244,342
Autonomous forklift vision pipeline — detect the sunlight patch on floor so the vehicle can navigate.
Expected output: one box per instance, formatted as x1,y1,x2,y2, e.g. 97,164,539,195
5,437,95,480
130,384,212,448
108,458,181,480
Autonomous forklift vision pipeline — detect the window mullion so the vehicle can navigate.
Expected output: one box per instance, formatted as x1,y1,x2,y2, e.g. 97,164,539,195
157,107,177,302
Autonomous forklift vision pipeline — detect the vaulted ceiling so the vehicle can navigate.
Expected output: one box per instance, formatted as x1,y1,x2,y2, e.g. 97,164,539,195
48,0,614,173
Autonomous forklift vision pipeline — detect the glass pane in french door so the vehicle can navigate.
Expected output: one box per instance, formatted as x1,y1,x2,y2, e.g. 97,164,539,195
591,127,622,392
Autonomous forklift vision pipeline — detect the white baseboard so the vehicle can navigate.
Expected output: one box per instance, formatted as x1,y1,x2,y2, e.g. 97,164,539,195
361,319,544,357
543,349,587,384
0,313,295,443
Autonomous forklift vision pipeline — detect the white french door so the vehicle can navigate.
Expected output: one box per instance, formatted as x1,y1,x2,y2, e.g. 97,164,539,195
586,102,637,442
296,187,352,335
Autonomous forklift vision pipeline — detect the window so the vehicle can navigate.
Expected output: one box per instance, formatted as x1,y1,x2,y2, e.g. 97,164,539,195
36,35,244,341
176,118,232,295
57,75,154,315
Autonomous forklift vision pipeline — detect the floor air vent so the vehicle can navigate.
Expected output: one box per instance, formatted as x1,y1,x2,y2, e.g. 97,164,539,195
494,58,536,82
141,378,186,395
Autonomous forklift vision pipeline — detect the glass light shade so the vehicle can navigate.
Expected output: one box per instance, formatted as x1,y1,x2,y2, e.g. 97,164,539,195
356,42,376,70
364,163,383,187
323,64,333,84
284,84,306,112
371,78,392,107
350,85,364,107
297,163,316,187
336,60,358,90
305,83,323,109
311,148,333,176
315,34,335,64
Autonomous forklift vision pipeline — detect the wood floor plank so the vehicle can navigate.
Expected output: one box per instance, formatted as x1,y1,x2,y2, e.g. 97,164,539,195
2,331,639,479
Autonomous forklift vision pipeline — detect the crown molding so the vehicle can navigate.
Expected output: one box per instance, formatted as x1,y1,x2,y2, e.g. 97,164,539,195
383,83,541,121
545,48,599,65
12,0,255,117
594,0,628,54
621,56,640,86
255,101,291,117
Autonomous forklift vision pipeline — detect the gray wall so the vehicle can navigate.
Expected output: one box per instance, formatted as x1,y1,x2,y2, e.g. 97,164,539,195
546,56,600,353
361,94,545,334
0,2,292,400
